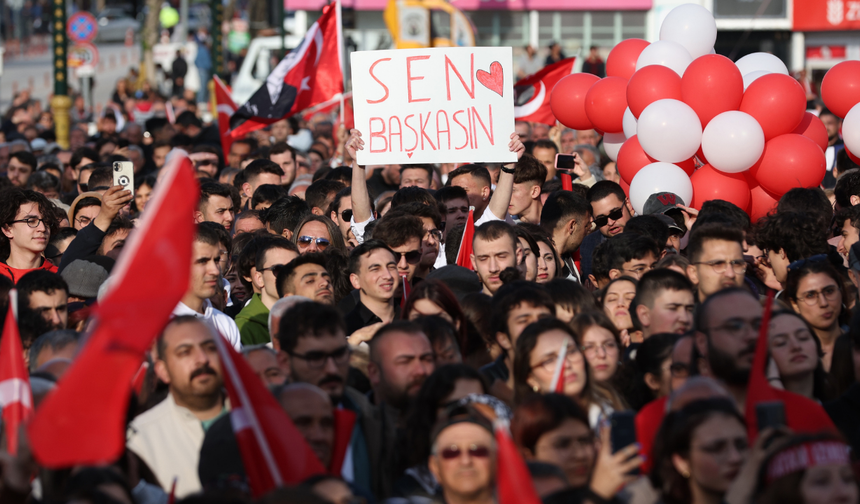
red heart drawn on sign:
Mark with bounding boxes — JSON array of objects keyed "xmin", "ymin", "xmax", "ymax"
[
  {"xmin": 476, "ymin": 61, "xmax": 504, "ymax": 97},
  {"xmin": 407, "ymin": 152, "xmax": 414, "ymax": 158}
]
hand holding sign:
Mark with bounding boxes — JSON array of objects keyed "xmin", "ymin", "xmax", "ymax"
[
  {"xmin": 351, "ymin": 47, "xmax": 516, "ymax": 166},
  {"xmin": 507, "ymin": 132, "xmax": 525, "ymax": 162},
  {"xmin": 346, "ymin": 129, "xmax": 365, "ymax": 163}
]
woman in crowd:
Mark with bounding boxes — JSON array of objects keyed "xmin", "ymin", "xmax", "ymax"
[
  {"xmin": 767, "ymin": 310, "xmax": 833, "ymax": 402},
  {"xmin": 396, "ymin": 364, "xmax": 488, "ymax": 499},
  {"xmin": 625, "ymin": 332, "xmax": 678, "ymax": 411},
  {"xmin": 545, "ymin": 278, "xmax": 599, "ymax": 323},
  {"xmin": 600, "ymin": 276, "xmax": 641, "ymax": 345},
  {"xmin": 512, "ymin": 393, "xmax": 643, "ymax": 501},
  {"xmin": 513, "ymin": 318, "xmax": 620, "ymax": 426},
  {"xmin": 132, "ymin": 175, "xmax": 156, "ymax": 215},
  {"xmin": 651, "ymin": 397, "xmax": 749, "ymax": 504},
  {"xmin": 402, "ymin": 279, "xmax": 472, "ymax": 358},
  {"xmin": 785, "ymin": 259, "xmax": 847, "ymax": 372},
  {"xmin": 569, "ymin": 311, "xmax": 623, "ymax": 386},
  {"xmin": 414, "ymin": 316, "xmax": 462, "ymax": 365},
  {"xmin": 520, "ymin": 223, "xmax": 560, "ymax": 284},
  {"xmin": 291, "ymin": 215, "xmax": 346, "ymax": 254},
  {"xmin": 754, "ymin": 433, "xmax": 858, "ymax": 504}
]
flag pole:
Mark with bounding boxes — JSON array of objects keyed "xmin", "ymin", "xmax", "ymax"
[{"xmin": 337, "ymin": 0, "xmax": 345, "ymax": 125}]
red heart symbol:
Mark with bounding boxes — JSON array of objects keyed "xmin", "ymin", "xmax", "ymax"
[
  {"xmin": 476, "ymin": 61, "xmax": 504, "ymax": 97},
  {"xmin": 407, "ymin": 152, "xmax": 413, "ymax": 158}
]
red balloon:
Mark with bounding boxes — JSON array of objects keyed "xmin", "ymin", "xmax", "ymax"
[
  {"xmin": 606, "ymin": 39, "xmax": 650, "ymax": 80},
  {"xmin": 748, "ymin": 182, "xmax": 779, "ymax": 222},
  {"xmin": 676, "ymin": 157, "xmax": 696, "ymax": 176},
  {"xmin": 616, "ymin": 136, "xmax": 652, "ymax": 184},
  {"xmin": 551, "ymin": 73, "xmax": 601, "ymax": 130},
  {"xmin": 620, "ymin": 177, "xmax": 630, "ymax": 197},
  {"xmin": 627, "ymin": 65, "xmax": 682, "ymax": 118},
  {"xmin": 846, "ymin": 145, "xmax": 860, "ymax": 165},
  {"xmin": 585, "ymin": 77, "xmax": 628, "ymax": 134},
  {"xmin": 690, "ymin": 164, "xmax": 751, "ymax": 211},
  {"xmin": 791, "ymin": 112, "xmax": 829, "ymax": 152},
  {"xmin": 753, "ymin": 134, "xmax": 826, "ymax": 197},
  {"xmin": 821, "ymin": 60, "xmax": 860, "ymax": 119},
  {"xmin": 740, "ymin": 74, "xmax": 806, "ymax": 141},
  {"xmin": 681, "ymin": 54, "xmax": 744, "ymax": 128}
]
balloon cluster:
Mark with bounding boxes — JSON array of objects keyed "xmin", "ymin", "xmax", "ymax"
[
  {"xmin": 824, "ymin": 61, "xmax": 860, "ymax": 168},
  {"xmin": 549, "ymin": 4, "xmax": 827, "ymax": 221}
]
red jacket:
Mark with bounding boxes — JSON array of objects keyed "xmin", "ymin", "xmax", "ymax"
[{"xmin": 0, "ymin": 259, "xmax": 58, "ymax": 283}]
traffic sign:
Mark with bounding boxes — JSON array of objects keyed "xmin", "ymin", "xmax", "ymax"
[
  {"xmin": 68, "ymin": 42, "xmax": 99, "ymax": 68},
  {"xmin": 67, "ymin": 12, "xmax": 98, "ymax": 43}
]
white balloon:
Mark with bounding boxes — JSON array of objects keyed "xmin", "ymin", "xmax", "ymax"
[
  {"xmin": 623, "ymin": 107, "xmax": 638, "ymax": 138},
  {"xmin": 735, "ymin": 52, "xmax": 789, "ymax": 77},
  {"xmin": 603, "ymin": 132, "xmax": 627, "ymax": 162},
  {"xmin": 637, "ymin": 99, "xmax": 703, "ymax": 163},
  {"xmin": 843, "ymin": 103, "xmax": 860, "ymax": 157},
  {"xmin": 629, "ymin": 162, "xmax": 693, "ymax": 215},
  {"xmin": 635, "ymin": 40, "xmax": 694, "ymax": 77},
  {"xmin": 701, "ymin": 111, "xmax": 765, "ymax": 173},
  {"xmin": 743, "ymin": 70, "xmax": 771, "ymax": 90},
  {"xmin": 659, "ymin": 4, "xmax": 717, "ymax": 59}
]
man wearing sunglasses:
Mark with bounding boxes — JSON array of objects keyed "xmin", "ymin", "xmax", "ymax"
[
  {"xmin": 580, "ymin": 181, "xmax": 634, "ymax": 279},
  {"xmin": 238, "ymin": 236, "xmax": 299, "ymax": 345},
  {"xmin": 329, "ymin": 187, "xmax": 357, "ymax": 249},
  {"xmin": 428, "ymin": 409, "xmax": 496, "ymax": 504},
  {"xmin": 371, "ymin": 215, "xmax": 426, "ymax": 292}
]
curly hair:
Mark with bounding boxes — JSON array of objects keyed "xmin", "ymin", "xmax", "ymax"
[
  {"xmin": 754, "ymin": 211, "xmax": 830, "ymax": 263},
  {"xmin": 0, "ymin": 188, "xmax": 60, "ymax": 261}
]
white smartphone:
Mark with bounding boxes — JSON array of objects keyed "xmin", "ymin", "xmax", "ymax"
[{"xmin": 112, "ymin": 161, "xmax": 134, "ymax": 194}]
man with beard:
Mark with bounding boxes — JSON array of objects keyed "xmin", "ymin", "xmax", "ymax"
[
  {"xmin": 367, "ymin": 320, "xmax": 435, "ymax": 497},
  {"xmin": 127, "ymin": 316, "xmax": 225, "ymax": 498},
  {"xmin": 693, "ymin": 288, "xmax": 760, "ymax": 409},
  {"xmin": 17, "ymin": 270, "xmax": 68, "ymax": 331},
  {"xmin": 277, "ymin": 301, "xmax": 383, "ymax": 497}
]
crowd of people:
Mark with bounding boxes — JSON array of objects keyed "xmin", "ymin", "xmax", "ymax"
[{"xmin": 0, "ymin": 77, "xmax": 859, "ymax": 504}]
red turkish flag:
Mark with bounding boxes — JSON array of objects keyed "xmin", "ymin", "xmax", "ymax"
[
  {"xmin": 230, "ymin": 1, "xmax": 344, "ymax": 138},
  {"xmin": 456, "ymin": 208, "xmax": 475, "ymax": 270},
  {"xmin": 214, "ymin": 328, "xmax": 326, "ymax": 498},
  {"xmin": 27, "ymin": 151, "xmax": 198, "ymax": 467},
  {"xmin": 744, "ymin": 291, "xmax": 836, "ymax": 442},
  {"xmin": 213, "ymin": 76, "xmax": 238, "ymax": 161},
  {"xmin": 496, "ymin": 421, "xmax": 542, "ymax": 504},
  {"xmin": 0, "ymin": 291, "xmax": 32, "ymax": 455},
  {"xmin": 514, "ymin": 58, "xmax": 576, "ymax": 126}
]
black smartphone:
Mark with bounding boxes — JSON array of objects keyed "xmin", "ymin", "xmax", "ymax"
[
  {"xmin": 610, "ymin": 410, "xmax": 639, "ymax": 475},
  {"xmin": 555, "ymin": 153, "xmax": 577, "ymax": 170},
  {"xmin": 756, "ymin": 401, "xmax": 786, "ymax": 431}
]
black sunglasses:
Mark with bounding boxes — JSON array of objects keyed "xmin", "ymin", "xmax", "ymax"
[
  {"xmin": 340, "ymin": 209, "xmax": 353, "ymax": 222},
  {"xmin": 394, "ymin": 250, "xmax": 422, "ymax": 264},
  {"xmin": 593, "ymin": 206, "xmax": 625, "ymax": 228}
]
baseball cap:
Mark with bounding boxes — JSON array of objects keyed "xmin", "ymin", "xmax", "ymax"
[
  {"xmin": 643, "ymin": 192, "xmax": 685, "ymax": 215},
  {"xmin": 31, "ymin": 138, "xmax": 47, "ymax": 151},
  {"xmin": 655, "ymin": 213, "xmax": 685, "ymax": 234}
]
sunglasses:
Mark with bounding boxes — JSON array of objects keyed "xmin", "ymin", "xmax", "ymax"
[
  {"xmin": 340, "ymin": 209, "xmax": 353, "ymax": 222},
  {"xmin": 593, "ymin": 206, "xmax": 625, "ymax": 228},
  {"xmin": 394, "ymin": 249, "xmax": 422, "ymax": 264},
  {"xmin": 440, "ymin": 444, "xmax": 490, "ymax": 460},
  {"xmin": 298, "ymin": 236, "xmax": 331, "ymax": 250}
]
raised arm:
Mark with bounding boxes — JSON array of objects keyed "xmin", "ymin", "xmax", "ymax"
[
  {"xmin": 347, "ymin": 130, "xmax": 373, "ymax": 224},
  {"xmin": 486, "ymin": 132, "xmax": 525, "ymax": 220}
]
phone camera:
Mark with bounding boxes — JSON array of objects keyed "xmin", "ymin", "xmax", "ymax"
[{"xmin": 118, "ymin": 175, "xmax": 130, "ymax": 186}]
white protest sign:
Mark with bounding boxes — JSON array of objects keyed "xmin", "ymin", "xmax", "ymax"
[{"xmin": 351, "ymin": 46, "xmax": 517, "ymax": 165}]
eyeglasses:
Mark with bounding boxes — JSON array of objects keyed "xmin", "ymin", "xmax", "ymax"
[
  {"xmin": 708, "ymin": 318, "xmax": 762, "ymax": 337},
  {"xmin": 258, "ymin": 263, "xmax": 285, "ymax": 275},
  {"xmin": 670, "ymin": 362, "xmax": 689, "ymax": 378},
  {"xmin": 288, "ymin": 345, "xmax": 351, "ymax": 369},
  {"xmin": 439, "ymin": 444, "xmax": 491, "ymax": 460},
  {"xmin": 394, "ymin": 249, "xmax": 422, "ymax": 264},
  {"xmin": 532, "ymin": 344, "xmax": 581, "ymax": 373},
  {"xmin": 593, "ymin": 203, "xmax": 626, "ymax": 228},
  {"xmin": 425, "ymin": 229, "xmax": 443, "ymax": 241},
  {"xmin": 796, "ymin": 285, "xmax": 840, "ymax": 306},
  {"xmin": 692, "ymin": 259, "xmax": 747, "ymax": 275},
  {"xmin": 11, "ymin": 217, "xmax": 47, "ymax": 228},
  {"xmin": 298, "ymin": 236, "xmax": 331, "ymax": 250},
  {"xmin": 581, "ymin": 340, "xmax": 618, "ymax": 356},
  {"xmin": 75, "ymin": 215, "xmax": 93, "ymax": 227}
]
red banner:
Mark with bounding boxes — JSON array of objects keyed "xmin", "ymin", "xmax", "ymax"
[{"xmin": 794, "ymin": 0, "xmax": 860, "ymax": 31}]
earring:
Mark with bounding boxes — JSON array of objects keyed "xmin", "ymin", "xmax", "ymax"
[
  {"xmin": 680, "ymin": 469, "xmax": 690, "ymax": 479},
  {"xmin": 532, "ymin": 384, "xmax": 540, "ymax": 392}
]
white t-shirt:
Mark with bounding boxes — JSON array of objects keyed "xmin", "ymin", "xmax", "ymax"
[{"xmin": 172, "ymin": 300, "xmax": 242, "ymax": 350}]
